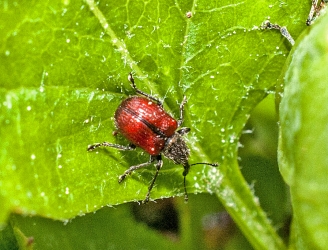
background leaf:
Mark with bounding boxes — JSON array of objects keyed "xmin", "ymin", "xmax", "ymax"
[
  {"xmin": 279, "ymin": 12, "xmax": 328, "ymax": 249},
  {"xmin": 0, "ymin": 0, "xmax": 310, "ymax": 249}
]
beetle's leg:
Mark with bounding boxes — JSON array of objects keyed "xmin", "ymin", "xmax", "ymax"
[
  {"xmin": 306, "ymin": 0, "xmax": 326, "ymax": 25},
  {"xmin": 87, "ymin": 142, "xmax": 136, "ymax": 152},
  {"xmin": 118, "ymin": 155, "xmax": 156, "ymax": 184},
  {"xmin": 128, "ymin": 73, "xmax": 163, "ymax": 107},
  {"xmin": 177, "ymin": 127, "xmax": 190, "ymax": 136},
  {"xmin": 177, "ymin": 96, "xmax": 187, "ymax": 127},
  {"xmin": 143, "ymin": 155, "xmax": 163, "ymax": 203},
  {"xmin": 306, "ymin": 0, "xmax": 318, "ymax": 25}
]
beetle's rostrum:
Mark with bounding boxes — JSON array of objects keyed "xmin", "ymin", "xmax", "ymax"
[{"xmin": 87, "ymin": 73, "xmax": 218, "ymax": 203}]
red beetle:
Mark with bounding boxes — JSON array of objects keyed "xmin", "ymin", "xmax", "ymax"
[{"xmin": 88, "ymin": 73, "xmax": 217, "ymax": 203}]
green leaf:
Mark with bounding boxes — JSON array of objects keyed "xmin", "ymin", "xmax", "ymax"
[
  {"xmin": 278, "ymin": 12, "xmax": 328, "ymax": 249},
  {"xmin": 0, "ymin": 0, "xmax": 310, "ymax": 249},
  {"xmin": 9, "ymin": 204, "xmax": 183, "ymax": 250}
]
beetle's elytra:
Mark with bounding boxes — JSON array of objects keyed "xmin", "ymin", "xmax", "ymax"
[
  {"xmin": 87, "ymin": 73, "xmax": 217, "ymax": 203},
  {"xmin": 115, "ymin": 96, "xmax": 178, "ymax": 155}
]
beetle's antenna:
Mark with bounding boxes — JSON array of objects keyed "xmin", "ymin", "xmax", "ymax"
[
  {"xmin": 182, "ymin": 162, "xmax": 218, "ymax": 202},
  {"xmin": 183, "ymin": 175, "xmax": 188, "ymax": 202},
  {"xmin": 190, "ymin": 162, "xmax": 218, "ymax": 167},
  {"xmin": 182, "ymin": 162, "xmax": 190, "ymax": 202},
  {"xmin": 185, "ymin": 162, "xmax": 218, "ymax": 201}
]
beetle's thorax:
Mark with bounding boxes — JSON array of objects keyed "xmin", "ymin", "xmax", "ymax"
[{"xmin": 162, "ymin": 132, "xmax": 190, "ymax": 166}]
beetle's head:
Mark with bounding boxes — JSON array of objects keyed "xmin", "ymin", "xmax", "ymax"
[{"xmin": 162, "ymin": 132, "xmax": 190, "ymax": 166}]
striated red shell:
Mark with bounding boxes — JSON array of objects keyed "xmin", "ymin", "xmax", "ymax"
[{"xmin": 114, "ymin": 96, "xmax": 178, "ymax": 155}]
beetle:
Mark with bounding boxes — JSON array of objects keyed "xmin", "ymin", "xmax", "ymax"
[{"xmin": 87, "ymin": 73, "xmax": 218, "ymax": 203}]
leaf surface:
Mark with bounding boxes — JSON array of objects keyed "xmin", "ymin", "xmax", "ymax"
[{"xmin": 0, "ymin": 0, "xmax": 309, "ymax": 249}]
